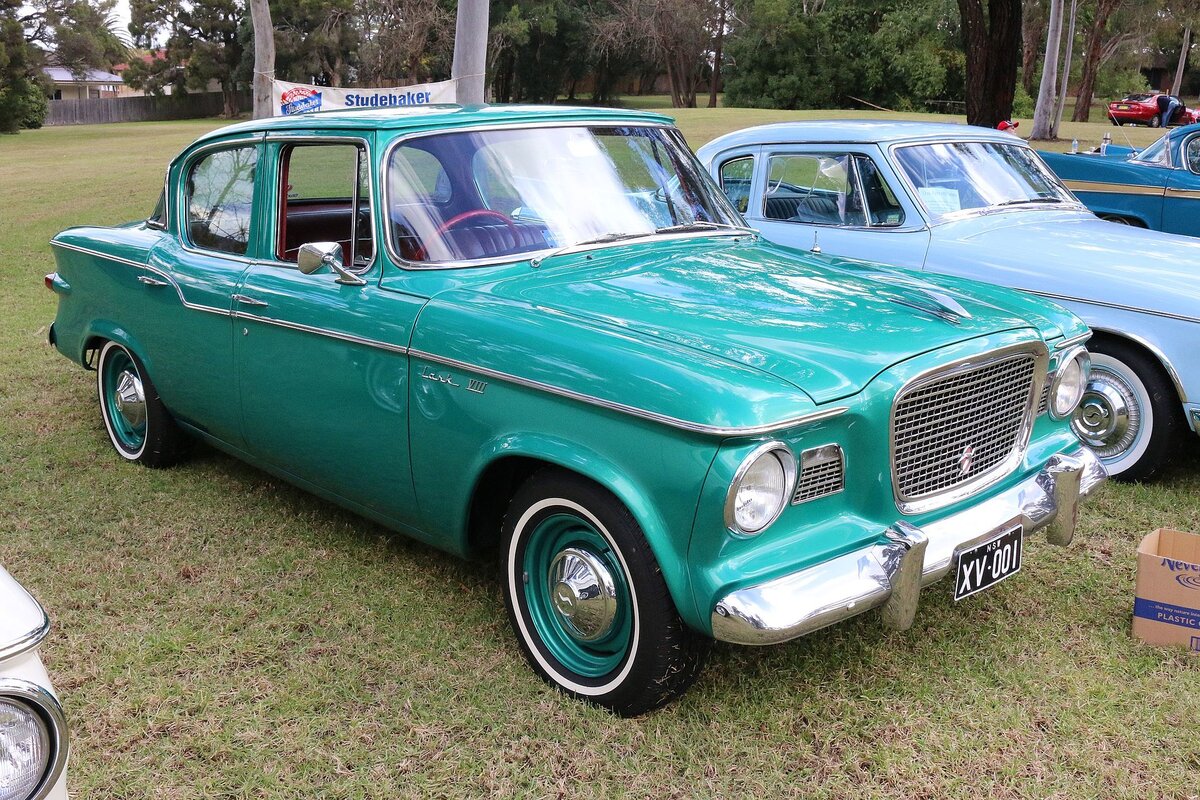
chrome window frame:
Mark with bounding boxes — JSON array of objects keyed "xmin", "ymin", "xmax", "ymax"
[
  {"xmin": 889, "ymin": 340, "xmax": 1050, "ymax": 516},
  {"xmin": 380, "ymin": 120, "xmax": 745, "ymax": 271},
  {"xmin": 886, "ymin": 139, "xmax": 1083, "ymax": 227},
  {"xmin": 260, "ymin": 133, "xmax": 378, "ymax": 275},
  {"xmin": 145, "ymin": 168, "xmax": 169, "ymax": 231},
  {"xmin": 175, "ymin": 134, "xmax": 265, "ymax": 264}
]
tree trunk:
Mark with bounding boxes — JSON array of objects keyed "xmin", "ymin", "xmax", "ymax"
[
  {"xmin": 1030, "ymin": 0, "xmax": 1063, "ymax": 139},
  {"xmin": 222, "ymin": 85, "xmax": 237, "ymax": 118},
  {"xmin": 1172, "ymin": 25, "xmax": 1191, "ymax": 97},
  {"xmin": 1071, "ymin": 0, "xmax": 1119, "ymax": 122},
  {"xmin": 1054, "ymin": 0, "xmax": 1078, "ymax": 132},
  {"xmin": 708, "ymin": 0, "xmax": 727, "ymax": 108},
  {"xmin": 249, "ymin": 0, "xmax": 274, "ymax": 119},
  {"xmin": 1022, "ymin": 0, "xmax": 1046, "ymax": 97},
  {"xmin": 958, "ymin": 0, "xmax": 1023, "ymax": 127},
  {"xmin": 452, "ymin": 0, "xmax": 489, "ymax": 104}
]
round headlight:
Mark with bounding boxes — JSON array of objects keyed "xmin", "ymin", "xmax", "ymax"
[
  {"xmin": 0, "ymin": 697, "xmax": 50, "ymax": 800},
  {"xmin": 1050, "ymin": 347, "xmax": 1091, "ymax": 419},
  {"xmin": 725, "ymin": 444, "xmax": 796, "ymax": 535}
]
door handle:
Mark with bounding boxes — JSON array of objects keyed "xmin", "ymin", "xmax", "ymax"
[
  {"xmin": 232, "ymin": 294, "xmax": 269, "ymax": 308},
  {"xmin": 138, "ymin": 275, "xmax": 169, "ymax": 287}
]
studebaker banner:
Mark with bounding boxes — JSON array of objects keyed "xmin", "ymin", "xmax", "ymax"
[{"xmin": 272, "ymin": 79, "xmax": 456, "ymax": 116}]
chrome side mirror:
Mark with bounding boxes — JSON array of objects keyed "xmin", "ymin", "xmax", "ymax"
[{"xmin": 296, "ymin": 241, "xmax": 366, "ymax": 286}]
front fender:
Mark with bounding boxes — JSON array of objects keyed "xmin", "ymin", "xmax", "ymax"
[{"xmin": 466, "ymin": 432, "xmax": 709, "ymax": 627}]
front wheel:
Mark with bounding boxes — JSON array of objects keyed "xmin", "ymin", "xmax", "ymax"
[
  {"xmin": 1071, "ymin": 340, "xmax": 1180, "ymax": 481},
  {"xmin": 501, "ymin": 469, "xmax": 708, "ymax": 716},
  {"xmin": 1149, "ymin": 115, "xmax": 1162, "ymax": 128},
  {"xmin": 97, "ymin": 341, "xmax": 188, "ymax": 467}
]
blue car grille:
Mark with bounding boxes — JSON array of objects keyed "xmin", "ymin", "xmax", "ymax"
[{"xmin": 892, "ymin": 354, "xmax": 1037, "ymax": 502}]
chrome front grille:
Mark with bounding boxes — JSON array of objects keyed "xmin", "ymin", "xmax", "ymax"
[
  {"xmin": 792, "ymin": 444, "xmax": 844, "ymax": 504},
  {"xmin": 1037, "ymin": 378, "xmax": 1050, "ymax": 416},
  {"xmin": 892, "ymin": 351, "xmax": 1038, "ymax": 507}
]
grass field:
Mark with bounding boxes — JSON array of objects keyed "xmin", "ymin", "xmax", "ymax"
[{"xmin": 2, "ymin": 108, "xmax": 1199, "ymax": 799}]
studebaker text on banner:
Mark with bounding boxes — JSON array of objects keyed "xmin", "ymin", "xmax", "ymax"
[{"xmin": 273, "ymin": 79, "xmax": 457, "ymax": 116}]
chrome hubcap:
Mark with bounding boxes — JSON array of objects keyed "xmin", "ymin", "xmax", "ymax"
[
  {"xmin": 1072, "ymin": 371, "xmax": 1138, "ymax": 457},
  {"xmin": 548, "ymin": 547, "xmax": 618, "ymax": 642},
  {"xmin": 114, "ymin": 369, "xmax": 146, "ymax": 429}
]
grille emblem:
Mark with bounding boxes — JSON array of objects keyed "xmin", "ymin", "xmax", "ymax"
[{"xmin": 958, "ymin": 445, "xmax": 975, "ymax": 476}]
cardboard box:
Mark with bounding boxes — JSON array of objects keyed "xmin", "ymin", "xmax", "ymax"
[{"xmin": 1133, "ymin": 528, "xmax": 1200, "ymax": 653}]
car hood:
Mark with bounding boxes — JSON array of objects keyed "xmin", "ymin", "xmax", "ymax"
[
  {"xmin": 472, "ymin": 237, "xmax": 1044, "ymax": 403},
  {"xmin": 0, "ymin": 565, "xmax": 48, "ymax": 656},
  {"xmin": 933, "ymin": 210, "xmax": 1200, "ymax": 321}
]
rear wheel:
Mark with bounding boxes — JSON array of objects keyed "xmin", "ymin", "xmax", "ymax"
[
  {"xmin": 501, "ymin": 469, "xmax": 708, "ymax": 716},
  {"xmin": 1072, "ymin": 339, "xmax": 1180, "ymax": 481},
  {"xmin": 97, "ymin": 341, "xmax": 188, "ymax": 467}
]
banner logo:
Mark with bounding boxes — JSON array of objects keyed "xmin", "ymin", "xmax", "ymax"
[{"xmin": 280, "ymin": 86, "xmax": 322, "ymax": 116}]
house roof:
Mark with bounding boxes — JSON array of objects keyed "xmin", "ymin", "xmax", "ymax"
[{"xmin": 43, "ymin": 66, "xmax": 124, "ymax": 84}]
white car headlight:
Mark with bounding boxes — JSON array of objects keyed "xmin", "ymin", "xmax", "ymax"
[
  {"xmin": 725, "ymin": 443, "xmax": 797, "ymax": 535},
  {"xmin": 1050, "ymin": 346, "xmax": 1091, "ymax": 419},
  {"xmin": 0, "ymin": 697, "xmax": 50, "ymax": 800}
]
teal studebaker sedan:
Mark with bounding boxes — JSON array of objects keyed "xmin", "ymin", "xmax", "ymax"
[{"xmin": 45, "ymin": 106, "xmax": 1105, "ymax": 714}]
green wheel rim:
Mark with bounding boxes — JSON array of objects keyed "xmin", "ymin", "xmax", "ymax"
[
  {"xmin": 102, "ymin": 348, "xmax": 147, "ymax": 453},
  {"xmin": 521, "ymin": 512, "xmax": 633, "ymax": 679}
]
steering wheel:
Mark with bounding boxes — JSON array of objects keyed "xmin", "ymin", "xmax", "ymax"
[{"xmin": 436, "ymin": 208, "xmax": 517, "ymax": 236}]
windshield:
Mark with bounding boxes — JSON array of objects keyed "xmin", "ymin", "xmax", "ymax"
[
  {"xmin": 1132, "ymin": 134, "xmax": 1170, "ymax": 166},
  {"xmin": 385, "ymin": 125, "xmax": 743, "ymax": 265},
  {"xmin": 892, "ymin": 141, "xmax": 1075, "ymax": 222}
]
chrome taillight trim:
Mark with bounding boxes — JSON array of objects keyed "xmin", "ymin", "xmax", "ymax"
[{"xmin": 890, "ymin": 341, "xmax": 1049, "ymax": 516}]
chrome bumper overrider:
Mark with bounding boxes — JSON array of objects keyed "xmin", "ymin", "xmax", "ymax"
[{"xmin": 710, "ymin": 448, "xmax": 1107, "ymax": 646}]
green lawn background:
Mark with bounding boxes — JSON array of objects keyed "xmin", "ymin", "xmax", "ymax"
[{"xmin": 0, "ymin": 107, "xmax": 1197, "ymax": 799}]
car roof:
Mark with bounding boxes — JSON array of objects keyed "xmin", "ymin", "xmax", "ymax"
[
  {"xmin": 190, "ymin": 103, "xmax": 677, "ymax": 147},
  {"xmin": 696, "ymin": 119, "xmax": 1025, "ymax": 157}
]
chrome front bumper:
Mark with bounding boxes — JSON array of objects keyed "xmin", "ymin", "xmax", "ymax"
[{"xmin": 710, "ymin": 448, "xmax": 1107, "ymax": 646}]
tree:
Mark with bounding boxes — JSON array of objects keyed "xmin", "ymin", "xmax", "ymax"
[
  {"xmin": 957, "ymin": 0, "xmax": 1023, "ymax": 126},
  {"xmin": 592, "ymin": 0, "xmax": 718, "ymax": 107},
  {"xmin": 269, "ymin": 0, "xmax": 357, "ymax": 86},
  {"xmin": 1021, "ymin": 0, "xmax": 1046, "ymax": 96},
  {"xmin": 1070, "ymin": 0, "xmax": 1141, "ymax": 121},
  {"xmin": 1055, "ymin": 0, "xmax": 1077, "ymax": 129},
  {"xmin": 356, "ymin": 0, "xmax": 454, "ymax": 86},
  {"xmin": 1, "ymin": 0, "xmax": 127, "ymax": 132},
  {"xmin": 130, "ymin": 0, "xmax": 245, "ymax": 117},
  {"xmin": 248, "ymin": 0, "xmax": 273, "ymax": 118},
  {"xmin": 1030, "ymin": 0, "xmax": 1063, "ymax": 138}
]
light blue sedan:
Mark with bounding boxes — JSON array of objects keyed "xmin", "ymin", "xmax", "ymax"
[{"xmin": 697, "ymin": 120, "xmax": 1200, "ymax": 480}]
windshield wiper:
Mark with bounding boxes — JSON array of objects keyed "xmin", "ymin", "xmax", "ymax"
[
  {"xmin": 992, "ymin": 196, "xmax": 1064, "ymax": 207},
  {"xmin": 654, "ymin": 220, "xmax": 758, "ymax": 235},
  {"xmin": 529, "ymin": 232, "xmax": 647, "ymax": 267}
]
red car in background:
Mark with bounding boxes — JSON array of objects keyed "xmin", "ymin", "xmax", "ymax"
[{"xmin": 1108, "ymin": 93, "xmax": 1199, "ymax": 127}]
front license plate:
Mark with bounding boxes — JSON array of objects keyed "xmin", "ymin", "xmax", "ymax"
[{"xmin": 953, "ymin": 525, "xmax": 1023, "ymax": 601}]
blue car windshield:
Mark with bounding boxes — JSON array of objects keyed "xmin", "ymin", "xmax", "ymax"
[
  {"xmin": 893, "ymin": 141, "xmax": 1075, "ymax": 222},
  {"xmin": 384, "ymin": 125, "xmax": 743, "ymax": 265}
]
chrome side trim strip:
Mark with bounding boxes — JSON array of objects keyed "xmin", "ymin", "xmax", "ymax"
[
  {"xmin": 235, "ymin": 312, "xmax": 410, "ymax": 354},
  {"xmin": 0, "ymin": 678, "xmax": 70, "ymax": 800},
  {"xmin": 1062, "ymin": 179, "xmax": 1166, "ymax": 197},
  {"xmin": 1023, "ymin": 289, "xmax": 1200, "ymax": 325},
  {"xmin": 1054, "ymin": 332, "xmax": 1092, "ymax": 350},
  {"xmin": 410, "ymin": 348, "xmax": 848, "ymax": 436},
  {"xmin": 48, "ymin": 241, "xmax": 230, "ymax": 317}
]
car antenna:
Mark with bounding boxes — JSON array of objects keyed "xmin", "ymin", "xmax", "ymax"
[{"xmin": 810, "ymin": 230, "xmax": 821, "ymax": 254}]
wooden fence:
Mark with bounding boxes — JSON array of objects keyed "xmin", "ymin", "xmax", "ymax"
[{"xmin": 46, "ymin": 91, "xmax": 252, "ymax": 126}]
